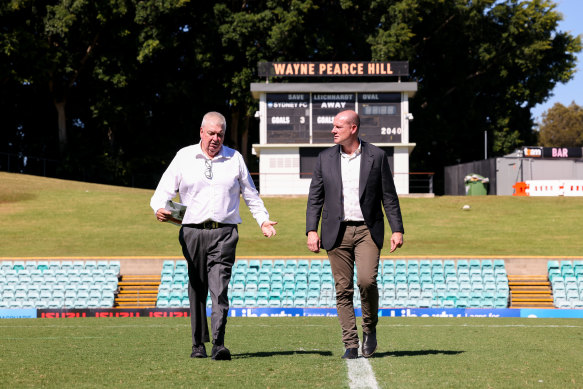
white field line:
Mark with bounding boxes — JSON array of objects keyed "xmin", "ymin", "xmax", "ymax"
[{"xmin": 346, "ymin": 344, "xmax": 380, "ymax": 389}]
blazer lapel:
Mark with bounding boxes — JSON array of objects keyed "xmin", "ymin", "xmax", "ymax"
[
  {"xmin": 330, "ymin": 145, "xmax": 343, "ymax": 193},
  {"xmin": 359, "ymin": 141, "xmax": 373, "ymax": 199}
]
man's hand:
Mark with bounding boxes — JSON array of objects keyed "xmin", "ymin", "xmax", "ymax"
[
  {"xmin": 261, "ymin": 220, "xmax": 278, "ymax": 237},
  {"xmin": 156, "ymin": 208, "xmax": 172, "ymax": 222},
  {"xmin": 390, "ymin": 232, "xmax": 404, "ymax": 253},
  {"xmin": 307, "ymin": 231, "xmax": 321, "ymax": 253}
]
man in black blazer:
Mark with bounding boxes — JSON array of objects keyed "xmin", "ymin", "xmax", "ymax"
[{"xmin": 306, "ymin": 110, "xmax": 404, "ymax": 359}]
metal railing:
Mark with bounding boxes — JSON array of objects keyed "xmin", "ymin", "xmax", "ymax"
[{"xmin": 250, "ymin": 171, "xmax": 435, "ymax": 194}]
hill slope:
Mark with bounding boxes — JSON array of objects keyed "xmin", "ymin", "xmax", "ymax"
[{"xmin": 1, "ymin": 172, "xmax": 582, "ymax": 257}]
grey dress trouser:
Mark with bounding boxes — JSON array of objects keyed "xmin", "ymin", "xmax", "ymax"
[{"xmin": 179, "ymin": 224, "xmax": 238, "ymax": 346}]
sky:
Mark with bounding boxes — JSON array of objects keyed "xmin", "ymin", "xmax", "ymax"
[{"xmin": 530, "ymin": 0, "xmax": 583, "ymax": 123}]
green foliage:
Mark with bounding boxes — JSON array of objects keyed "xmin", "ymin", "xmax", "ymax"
[
  {"xmin": 0, "ymin": 1, "xmax": 581, "ymax": 192},
  {"xmin": 538, "ymin": 102, "xmax": 583, "ymax": 147}
]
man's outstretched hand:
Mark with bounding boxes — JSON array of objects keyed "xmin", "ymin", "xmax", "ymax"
[
  {"xmin": 390, "ymin": 232, "xmax": 404, "ymax": 253},
  {"xmin": 261, "ymin": 221, "xmax": 278, "ymax": 237}
]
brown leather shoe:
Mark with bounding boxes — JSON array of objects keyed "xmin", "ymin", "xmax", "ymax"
[{"xmin": 362, "ymin": 331, "xmax": 377, "ymax": 358}]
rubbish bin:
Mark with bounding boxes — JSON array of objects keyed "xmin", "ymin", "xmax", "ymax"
[{"xmin": 464, "ymin": 173, "xmax": 489, "ymax": 195}]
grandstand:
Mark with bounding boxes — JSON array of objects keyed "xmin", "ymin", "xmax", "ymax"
[
  {"xmin": 0, "ymin": 260, "xmax": 119, "ymax": 309},
  {"xmin": 548, "ymin": 260, "xmax": 583, "ymax": 309},
  {"xmin": 2, "ymin": 258, "xmax": 582, "ymax": 310},
  {"xmin": 156, "ymin": 259, "xmax": 511, "ymax": 309}
]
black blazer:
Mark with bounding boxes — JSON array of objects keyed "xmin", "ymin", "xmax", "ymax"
[{"xmin": 306, "ymin": 141, "xmax": 404, "ymax": 251}]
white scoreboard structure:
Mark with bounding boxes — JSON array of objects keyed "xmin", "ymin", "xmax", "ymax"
[{"xmin": 251, "ymin": 61, "xmax": 417, "ymax": 195}]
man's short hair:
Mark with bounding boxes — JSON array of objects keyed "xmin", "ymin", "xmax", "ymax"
[{"xmin": 202, "ymin": 111, "xmax": 227, "ymax": 131}]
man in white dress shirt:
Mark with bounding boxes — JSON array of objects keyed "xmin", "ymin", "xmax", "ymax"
[{"xmin": 151, "ymin": 111, "xmax": 277, "ymax": 360}]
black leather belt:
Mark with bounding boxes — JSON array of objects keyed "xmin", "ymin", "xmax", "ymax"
[
  {"xmin": 342, "ymin": 221, "xmax": 366, "ymax": 226},
  {"xmin": 184, "ymin": 221, "xmax": 234, "ymax": 229}
]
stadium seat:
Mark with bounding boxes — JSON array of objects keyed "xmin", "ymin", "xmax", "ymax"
[
  {"xmin": 494, "ymin": 296, "xmax": 508, "ymax": 308},
  {"xmin": 161, "ymin": 266, "xmax": 174, "ymax": 277},
  {"xmin": 7, "ymin": 300, "xmax": 23, "ymax": 308},
  {"xmin": 446, "ymin": 281, "xmax": 459, "ymax": 293},
  {"xmin": 396, "ymin": 288, "xmax": 408, "ymax": 299},
  {"xmin": 167, "ymin": 298, "xmax": 182, "ymax": 307},
  {"xmin": 47, "ymin": 299, "xmax": 63, "ymax": 309},
  {"xmin": 0, "ymin": 261, "xmax": 13, "ymax": 272},
  {"xmin": 268, "ymin": 295, "xmax": 281, "ymax": 307},
  {"xmin": 13, "ymin": 261, "xmax": 26, "ymax": 272},
  {"xmin": 96, "ymin": 260, "xmax": 109, "ymax": 271},
  {"xmin": 471, "ymin": 281, "xmax": 484, "ymax": 292},
  {"xmin": 243, "ymin": 292, "xmax": 257, "ymax": 305},
  {"xmin": 86, "ymin": 298, "xmax": 101, "ymax": 308},
  {"xmin": 469, "ymin": 293, "xmax": 482, "ymax": 308},
  {"xmin": 297, "ymin": 259, "xmax": 309, "ymax": 271},
  {"xmin": 157, "ymin": 298, "xmax": 170, "ymax": 307},
  {"xmin": 247, "ymin": 260, "xmax": 260, "ymax": 272},
  {"xmin": 554, "ymin": 298, "xmax": 570, "ymax": 309},
  {"xmin": 271, "ymin": 259, "xmax": 284, "ymax": 271},
  {"xmin": 442, "ymin": 299, "xmax": 455, "ymax": 308},
  {"xmin": 383, "ymin": 260, "xmax": 394, "ymax": 274},
  {"xmin": 382, "ymin": 282, "xmax": 396, "ymax": 295}
]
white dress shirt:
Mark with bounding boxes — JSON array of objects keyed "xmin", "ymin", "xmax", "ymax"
[
  {"xmin": 340, "ymin": 142, "xmax": 365, "ymax": 221},
  {"xmin": 150, "ymin": 143, "xmax": 269, "ymax": 227}
]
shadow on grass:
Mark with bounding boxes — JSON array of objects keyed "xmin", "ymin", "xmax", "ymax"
[
  {"xmin": 375, "ymin": 350, "xmax": 465, "ymax": 358},
  {"xmin": 0, "ymin": 192, "xmax": 37, "ymax": 204},
  {"xmin": 233, "ymin": 350, "xmax": 334, "ymax": 359}
]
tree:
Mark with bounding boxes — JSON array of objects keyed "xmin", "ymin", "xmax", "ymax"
[
  {"xmin": 538, "ymin": 102, "xmax": 583, "ymax": 147},
  {"xmin": 1, "ymin": 0, "xmax": 581, "ymax": 192},
  {"xmin": 368, "ymin": 0, "xmax": 581, "ymax": 191},
  {"xmin": 0, "ymin": 0, "xmax": 195, "ymax": 184}
]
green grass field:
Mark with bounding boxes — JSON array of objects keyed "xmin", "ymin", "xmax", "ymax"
[
  {"xmin": 2, "ymin": 172, "xmax": 583, "ymax": 388},
  {"xmin": 1, "ymin": 172, "xmax": 583, "ymax": 258},
  {"xmin": 1, "ymin": 317, "xmax": 582, "ymax": 388}
]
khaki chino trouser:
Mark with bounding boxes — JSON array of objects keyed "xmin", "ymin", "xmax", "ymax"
[{"xmin": 327, "ymin": 223, "xmax": 380, "ymax": 348}]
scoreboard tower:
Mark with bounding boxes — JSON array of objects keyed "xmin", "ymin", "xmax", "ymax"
[{"xmin": 251, "ymin": 61, "xmax": 417, "ymax": 195}]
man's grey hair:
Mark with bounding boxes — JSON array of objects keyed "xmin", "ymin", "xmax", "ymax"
[{"xmin": 201, "ymin": 111, "xmax": 227, "ymax": 131}]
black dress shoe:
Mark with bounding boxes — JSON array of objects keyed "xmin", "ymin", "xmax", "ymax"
[
  {"xmin": 191, "ymin": 344, "xmax": 207, "ymax": 358},
  {"xmin": 211, "ymin": 344, "xmax": 232, "ymax": 360},
  {"xmin": 342, "ymin": 347, "xmax": 359, "ymax": 359},
  {"xmin": 362, "ymin": 331, "xmax": 377, "ymax": 358}
]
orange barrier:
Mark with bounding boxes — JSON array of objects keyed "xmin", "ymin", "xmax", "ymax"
[
  {"xmin": 513, "ymin": 180, "xmax": 583, "ymax": 196},
  {"xmin": 512, "ymin": 182, "xmax": 528, "ymax": 196}
]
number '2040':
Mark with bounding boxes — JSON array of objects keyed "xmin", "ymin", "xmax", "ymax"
[{"xmin": 381, "ymin": 127, "xmax": 402, "ymax": 135}]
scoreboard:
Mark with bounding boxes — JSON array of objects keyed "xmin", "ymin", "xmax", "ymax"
[
  {"xmin": 265, "ymin": 92, "xmax": 403, "ymax": 144},
  {"xmin": 358, "ymin": 93, "xmax": 402, "ymax": 143},
  {"xmin": 311, "ymin": 93, "xmax": 355, "ymax": 143},
  {"xmin": 266, "ymin": 93, "xmax": 309, "ymax": 143}
]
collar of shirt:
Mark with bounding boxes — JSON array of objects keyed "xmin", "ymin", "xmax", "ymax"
[
  {"xmin": 194, "ymin": 142, "xmax": 232, "ymax": 161},
  {"xmin": 340, "ymin": 140, "xmax": 362, "ymax": 160}
]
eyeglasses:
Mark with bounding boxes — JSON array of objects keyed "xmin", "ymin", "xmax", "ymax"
[{"xmin": 204, "ymin": 159, "xmax": 213, "ymax": 179}]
